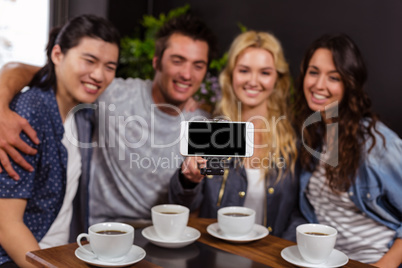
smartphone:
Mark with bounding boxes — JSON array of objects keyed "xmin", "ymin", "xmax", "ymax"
[{"xmin": 180, "ymin": 121, "xmax": 254, "ymax": 157}]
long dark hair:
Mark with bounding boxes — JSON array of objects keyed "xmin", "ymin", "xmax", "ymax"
[
  {"xmin": 29, "ymin": 14, "xmax": 120, "ymax": 91},
  {"xmin": 293, "ymin": 33, "xmax": 382, "ymax": 191}
]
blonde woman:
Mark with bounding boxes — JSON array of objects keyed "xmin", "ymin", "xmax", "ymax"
[{"xmin": 169, "ymin": 31, "xmax": 305, "ymax": 241}]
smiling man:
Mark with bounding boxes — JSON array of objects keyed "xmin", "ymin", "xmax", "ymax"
[
  {"xmin": 152, "ymin": 33, "xmax": 210, "ymax": 113},
  {"xmin": 0, "ymin": 14, "xmax": 217, "ymax": 236},
  {"xmin": 88, "ymin": 15, "xmax": 215, "ymax": 226}
]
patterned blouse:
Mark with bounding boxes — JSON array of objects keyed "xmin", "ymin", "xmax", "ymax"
[{"xmin": 0, "ymin": 86, "xmax": 67, "ymax": 265}]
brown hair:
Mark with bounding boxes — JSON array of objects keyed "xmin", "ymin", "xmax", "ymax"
[{"xmin": 154, "ymin": 14, "xmax": 217, "ymax": 70}]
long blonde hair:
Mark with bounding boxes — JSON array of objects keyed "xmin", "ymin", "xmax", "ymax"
[{"xmin": 214, "ymin": 31, "xmax": 297, "ymax": 181}]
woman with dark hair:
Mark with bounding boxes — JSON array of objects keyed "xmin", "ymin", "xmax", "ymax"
[
  {"xmin": 293, "ymin": 33, "xmax": 402, "ymax": 266},
  {"xmin": 0, "ymin": 14, "xmax": 119, "ymax": 267}
]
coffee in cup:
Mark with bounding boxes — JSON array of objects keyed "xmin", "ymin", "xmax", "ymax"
[
  {"xmin": 77, "ymin": 222, "xmax": 134, "ymax": 262},
  {"xmin": 217, "ymin": 206, "xmax": 255, "ymax": 237},
  {"xmin": 296, "ymin": 223, "xmax": 337, "ymax": 264},
  {"xmin": 151, "ymin": 204, "xmax": 189, "ymax": 241}
]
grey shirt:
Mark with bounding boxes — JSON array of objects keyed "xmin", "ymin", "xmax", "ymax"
[{"xmin": 89, "ymin": 78, "xmax": 208, "ymax": 224}]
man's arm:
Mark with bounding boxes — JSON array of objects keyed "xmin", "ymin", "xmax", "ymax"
[
  {"xmin": 0, "ymin": 62, "xmax": 40, "ymax": 107},
  {"xmin": 0, "ymin": 62, "xmax": 40, "ymax": 179}
]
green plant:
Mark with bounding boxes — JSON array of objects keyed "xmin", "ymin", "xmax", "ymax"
[{"xmin": 117, "ymin": 5, "xmax": 190, "ymax": 79}]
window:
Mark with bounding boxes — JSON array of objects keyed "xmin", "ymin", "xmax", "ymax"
[{"xmin": 0, "ymin": 0, "xmax": 50, "ymax": 68}]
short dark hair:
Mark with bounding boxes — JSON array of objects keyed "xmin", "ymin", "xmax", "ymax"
[
  {"xmin": 154, "ymin": 14, "xmax": 217, "ymax": 69},
  {"xmin": 30, "ymin": 14, "xmax": 120, "ymax": 91}
]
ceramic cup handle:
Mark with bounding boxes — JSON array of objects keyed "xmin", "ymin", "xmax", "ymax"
[{"xmin": 76, "ymin": 233, "xmax": 96, "ymax": 256}]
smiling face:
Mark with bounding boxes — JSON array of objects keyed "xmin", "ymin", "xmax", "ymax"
[
  {"xmin": 303, "ymin": 48, "xmax": 345, "ymax": 112},
  {"xmin": 152, "ymin": 33, "xmax": 209, "ymax": 112},
  {"xmin": 232, "ymin": 47, "xmax": 278, "ymax": 112},
  {"xmin": 52, "ymin": 36, "xmax": 119, "ymax": 112}
]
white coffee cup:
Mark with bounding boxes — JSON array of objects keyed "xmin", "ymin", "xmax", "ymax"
[
  {"xmin": 217, "ymin": 206, "xmax": 255, "ymax": 237},
  {"xmin": 296, "ymin": 223, "xmax": 337, "ymax": 264},
  {"xmin": 76, "ymin": 222, "xmax": 134, "ymax": 262},
  {"xmin": 151, "ymin": 204, "xmax": 189, "ymax": 241}
]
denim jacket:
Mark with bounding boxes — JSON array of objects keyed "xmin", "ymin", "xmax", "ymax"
[
  {"xmin": 299, "ymin": 121, "xmax": 402, "ymax": 243},
  {"xmin": 169, "ymin": 159, "xmax": 306, "ymax": 241}
]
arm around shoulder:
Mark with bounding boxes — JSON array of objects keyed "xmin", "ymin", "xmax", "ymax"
[
  {"xmin": 0, "ymin": 62, "xmax": 40, "ymax": 108},
  {"xmin": 0, "ymin": 62, "xmax": 41, "ymax": 178}
]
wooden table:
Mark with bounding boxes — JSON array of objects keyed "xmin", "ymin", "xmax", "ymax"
[
  {"xmin": 26, "ymin": 243, "xmax": 160, "ymax": 268},
  {"xmin": 26, "ymin": 218, "xmax": 374, "ymax": 268},
  {"xmin": 190, "ymin": 218, "xmax": 374, "ymax": 268}
]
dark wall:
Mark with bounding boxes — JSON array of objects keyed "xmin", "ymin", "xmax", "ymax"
[
  {"xmin": 69, "ymin": 0, "xmax": 108, "ymax": 19},
  {"xmin": 109, "ymin": 0, "xmax": 402, "ymax": 137},
  {"xmin": 107, "ymin": 0, "xmax": 149, "ymax": 37}
]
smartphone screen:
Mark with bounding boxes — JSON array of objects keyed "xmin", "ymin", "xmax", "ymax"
[{"xmin": 187, "ymin": 121, "xmax": 246, "ymax": 156}]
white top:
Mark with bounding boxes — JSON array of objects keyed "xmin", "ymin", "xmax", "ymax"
[
  {"xmin": 307, "ymin": 161, "xmax": 395, "ymax": 263},
  {"xmin": 39, "ymin": 112, "xmax": 81, "ymax": 248},
  {"xmin": 244, "ymin": 168, "xmax": 265, "ymax": 225}
]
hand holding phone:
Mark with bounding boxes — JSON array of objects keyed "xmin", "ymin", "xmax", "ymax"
[{"xmin": 181, "ymin": 157, "xmax": 207, "ymax": 183}]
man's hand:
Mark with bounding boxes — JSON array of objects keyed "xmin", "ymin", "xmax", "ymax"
[
  {"xmin": 0, "ymin": 108, "xmax": 39, "ymax": 180},
  {"xmin": 181, "ymin": 156, "xmax": 207, "ymax": 184}
]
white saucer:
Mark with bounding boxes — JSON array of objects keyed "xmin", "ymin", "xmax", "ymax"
[
  {"xmin": 206, "ymin": 222, "xmax": 269, "ymax": 243},
  {"xmin": 281, "ymin": 245, "xmax": 349, "ymax": 268},
  {"xmin": 75, "ymin": 244, "xmax": 146, "ymax": 267},
  {"xmin": 142, "ymin": 226, "xmax": 201, "ymax": 248}
]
